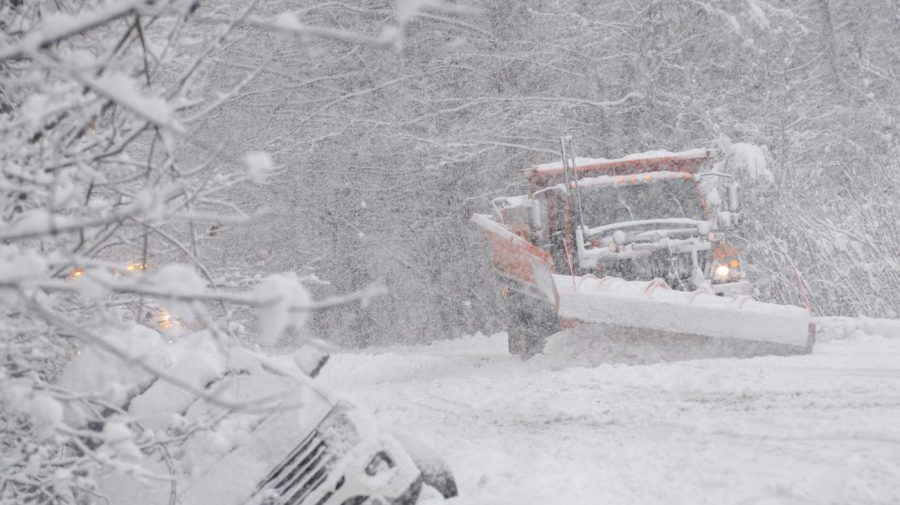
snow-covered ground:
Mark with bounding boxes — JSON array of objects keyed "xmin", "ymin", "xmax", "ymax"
[{"xmin": 319, "ymin": 318, "xmax": 900, "ymax": 505}]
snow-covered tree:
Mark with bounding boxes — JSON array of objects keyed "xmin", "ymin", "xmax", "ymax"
[{"xmin": 0, "ymin": 0, "xmax": 432, "ymax": 502}]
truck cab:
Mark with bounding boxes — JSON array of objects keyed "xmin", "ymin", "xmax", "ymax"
[{"xmin": 494, "ymin": 148, "xmax": 750, "ymax": 296}]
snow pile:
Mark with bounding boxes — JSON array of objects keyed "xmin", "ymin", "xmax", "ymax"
[{"xmin": 815, "ymin": 316, "xmax": 900, "ymax": 342}]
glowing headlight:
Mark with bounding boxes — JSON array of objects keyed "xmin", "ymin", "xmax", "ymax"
[{"xmin": 714, "ymin": 264, "xmax": 730, "ymax": 279}]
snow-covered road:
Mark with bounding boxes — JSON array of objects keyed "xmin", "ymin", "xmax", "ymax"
[{"xmin": 319, "ymin": 319, "xmax": 900, "ymax": 505}]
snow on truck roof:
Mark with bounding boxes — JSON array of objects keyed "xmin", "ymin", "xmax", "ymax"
[
  {"xmin": 532, "ymin": 148, "xmax": 715, "ymax": 172},
  {"xmin": 574, "ymin": 170, "xmax": 696, "ymax": 190},
  {"xmin": 527, "ymin": 148, "xmax": 717, "ymax": 188}
]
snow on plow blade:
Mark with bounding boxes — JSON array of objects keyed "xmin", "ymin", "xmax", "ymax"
[{"xmin": 556, "ymin": 275, "xmax": 815, "ymax": 355}]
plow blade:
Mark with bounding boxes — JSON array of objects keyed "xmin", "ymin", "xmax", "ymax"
[{"xmin": 555, "ymin": 275, "xmax": 815, "ymax": 356}]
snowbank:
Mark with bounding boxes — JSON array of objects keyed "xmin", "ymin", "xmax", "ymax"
[{"xmin": 320, "ymin": 319, "xmax": 900, "ymax": 505}]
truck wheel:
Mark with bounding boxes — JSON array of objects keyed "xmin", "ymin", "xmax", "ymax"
[
  {"xmin": 508, "ymin": 326, "xmax": 527, "ymax": 355},
  {"xmin": 508, "ymin": 309, "xmax": 554, "ymax": 359},
  {"xmin": 521, "ymin": 326, "xmax": 545, "ymax": 359}
]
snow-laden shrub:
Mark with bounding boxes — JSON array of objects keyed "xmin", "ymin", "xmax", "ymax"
[{"xmin": 0, "ymin": 1, "xmax": 411, "ymax": 502}]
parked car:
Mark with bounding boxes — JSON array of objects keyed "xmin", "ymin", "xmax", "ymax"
[{"xmin": 58, "ymin": 329, "xmax": 456, "ymax": 505}]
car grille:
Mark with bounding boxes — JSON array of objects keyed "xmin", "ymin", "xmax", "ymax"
[{"xmin": 255, "ymin": 429, "xmax": 337, "ymax": 505}]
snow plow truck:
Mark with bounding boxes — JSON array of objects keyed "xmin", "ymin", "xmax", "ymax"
[{"xmin": 472, "ymin": 138, "xmax": 815, "ymax": 358}]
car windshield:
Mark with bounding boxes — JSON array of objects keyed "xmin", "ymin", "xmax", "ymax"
[{"xmin": 579, "ymin": 179, "xmax": 703, "ymax": 226}]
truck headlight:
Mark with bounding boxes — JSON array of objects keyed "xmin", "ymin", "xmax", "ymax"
[{"xmin": 713, "ymin": 264, "xmax": 730, "ymax": 279}]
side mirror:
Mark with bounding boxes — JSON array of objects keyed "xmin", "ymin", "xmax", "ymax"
[
  {"xmin": 294, "ymin": 340, "xmax": 331, "ymax": 377},
  {"xmin": 717, "ymin": 210, "xmax": 742, "ymax": 229},
  {"xmin": 727, "ymin": 182, "xmax": 740, "ymax": 213},
  {"xmin": 717, "ymin": 211, "xmax": 734, "ymax": 229}
]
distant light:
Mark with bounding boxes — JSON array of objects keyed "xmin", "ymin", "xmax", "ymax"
[
  {"xmin": 126, "ymin": 261, "xmax": 149, "ymax": 272},
  {"xmin": 158, "ymin": 309, "xmax": 173, "ymax": 330}
]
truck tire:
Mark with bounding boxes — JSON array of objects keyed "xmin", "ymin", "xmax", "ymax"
[
  {"xmin": 508, "ymin": 325, "xmax": 527, "ymax": 355},
  {"xmin": 508, "ymin": 307, "xmax": 557, "ymax": 359}
]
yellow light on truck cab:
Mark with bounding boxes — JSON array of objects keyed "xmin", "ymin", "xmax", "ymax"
[
  {"xmin": 714, "ymin": 264, "xmax": 730, "ymax": 278},
  {"xmin": 71, "ymin": 268, "xmax": 84, "ymax": 279},
  {"xmin": 729, "ymin": 259, "xmax": 740, "ymax": 268}
]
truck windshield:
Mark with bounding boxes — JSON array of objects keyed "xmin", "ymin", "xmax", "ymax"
[{"xmin": 579, "ymin": 179, "xmax": 703, "ymax": 225}]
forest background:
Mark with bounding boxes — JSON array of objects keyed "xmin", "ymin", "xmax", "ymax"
[{"xmin": 208, "ymin": 0, "xmax": 900, "ymax": 344}]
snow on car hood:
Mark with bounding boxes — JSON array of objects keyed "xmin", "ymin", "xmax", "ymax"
[{"xmin": 58, "ymin": 328, "xmax": 338, "ymax": 505}]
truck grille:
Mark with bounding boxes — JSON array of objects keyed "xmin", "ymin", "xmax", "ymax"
[
  {"xmin": 640, "ymin": 250, "xmax": 710, "ymax": 282},
  {"xmin": 255, "ymin": 429, "xmax": 335, "ymax": 505}
]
